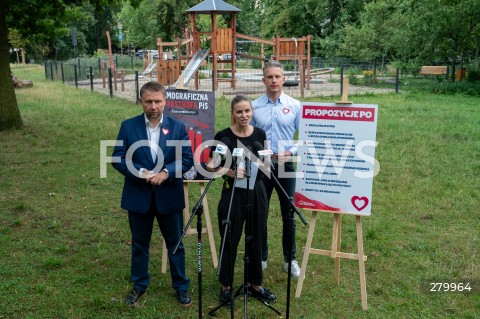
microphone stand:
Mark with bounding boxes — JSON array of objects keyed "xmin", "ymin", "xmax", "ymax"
[
  {"xmin": 173, "ymin": 166, "xmax": 220, "ymax": 319},
  {"xmin": 208, "ymin": 161, "xmax": 239, "ymax": 318},
  {"xmin": 235, "ymin": 155, "xmax": 250, "ymax": 319},
  {"xmin": 233, "ymin": 156, "xmax": 282, "ymax": 317},
  {"xmin": 268, "ymin": 161, "xmax": 308, "ymax": 319}
]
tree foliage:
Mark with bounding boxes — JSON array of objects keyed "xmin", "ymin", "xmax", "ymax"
[
  {"xmin": 120, "ymin": 0, "xmax": 198, "ymax": 50},
  {"xmin": 332, "ymin": 0, "xmax": 480, "ymax": 67},
  {"xmin": 0, "ymin": 0, "xmax": 141, "ymax": 131}
]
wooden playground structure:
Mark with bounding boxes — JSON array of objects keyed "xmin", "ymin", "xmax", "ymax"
[{"xmin": 154, "ymin": 0, "xmax": 313, "ymax": 97}]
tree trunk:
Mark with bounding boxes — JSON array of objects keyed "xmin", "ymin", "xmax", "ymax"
[{"xmin": 0, "ymin": 2, "xmax": 23, "ymax": 131}]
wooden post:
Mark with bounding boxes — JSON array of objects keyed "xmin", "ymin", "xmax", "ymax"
[
  {"xmin": 356, "ymin": 216, "xmax": 368, "ymax": 310},
  {"xmin": 307, "ymin": 35, "xmax": 311, "ymax": 90},
  {"xmin": 296, "ymin": 211, "xmax": 317, "ymax": 297},
  {"xmin": 261, "ymin": 43, "xmax": 265, "ymax": 69},
  {"xmin": 335, "ymin": 77, "xmax": 353, "ymax": 104},
  {"xmin": 120, "ymin": 69, "xmax": 124, "ymax": 92},
  {"xmin": 113, "ymin": 64, "xmax": 118, "ymax": 91},
  {"xmin": 332, "ymin": 213, "xmax": 342, "ymax": 284},
  {"xmin": 231, "ymin": 14, "xmax": 237, "ymax": 89},
  {"xmin": 211, "ymin": 13, "xmax": 218, "ymax": 91},
  {"xmin": 300, "ymin": 58, "xmax": 305, "ymax": 98}
]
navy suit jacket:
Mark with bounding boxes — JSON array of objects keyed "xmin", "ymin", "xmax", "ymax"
[{"xmin": 112, "ymin": 114, "xmax": 193, "ymax": 215}]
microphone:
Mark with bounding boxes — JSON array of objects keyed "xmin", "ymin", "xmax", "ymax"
[
  {"xmin": 213, "ymin": 137, "xmax": 230, "ymax": 167},
  {"xmin": 232, "ymin": 147, "xmax": 245, "ymax": 163},
  {"xmin": 245, "ymin": 146, "xmax": 252, "ymax": 177},
  {"xmin": 253, "ymin": 141, "xmax": 274, "ymax": 168},
  {"xmin": 253, "ymin": 142, "xmax": 307, "ymax": 225},
  {"xmin": 232, "ymin": 147, "xmax": 245, "ymax": 179}
]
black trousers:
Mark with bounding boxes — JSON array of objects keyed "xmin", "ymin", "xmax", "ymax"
[
  {"xmin": 217, "ymin": 180, "xmax": 268, "ymax": 287},
  {"xmin": 261, "ymin": 162, "xmax": 297, "ymax": 262}
]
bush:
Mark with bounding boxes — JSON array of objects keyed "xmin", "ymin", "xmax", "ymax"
[
  {"xmin": 394, "ymin": 61, "xmax": 420, "ymax": 76},
  {"xmin": 466, "ymin": 69, "xmax": 480, "ymax": 82},
  {"xmin": 362, "ymin": 70, "xmax": 374, "ymax": 85},
  {"xmin": 346, "ymin": 67, "xmax": 360, "ymax": 84},
  {"xmin": 251, "ymin": 59, "xmax": 262, "ymax": 69}
]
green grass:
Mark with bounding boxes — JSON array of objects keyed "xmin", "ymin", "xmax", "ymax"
[{"xmin": 1, "ymin": 64, "xmax": 479, "ymax": 318}]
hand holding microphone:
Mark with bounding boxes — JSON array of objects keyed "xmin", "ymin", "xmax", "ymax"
[{"xmin": 236, "ymin": 161, "xmax": 246, "ymax": 178}]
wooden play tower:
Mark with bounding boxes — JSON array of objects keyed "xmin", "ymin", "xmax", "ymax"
[
  {"xmin": 156, "ymin": 0, "xmax": 312, "ymax": 96},
  {"xmin": 187, "ymin": 0, "xmax": 240, "ymax": 90}
]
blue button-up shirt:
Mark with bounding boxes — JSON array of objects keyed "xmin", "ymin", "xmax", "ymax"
[{"xmin": 251, "ymin": 92, "xmax": 300, "ymax": 155}]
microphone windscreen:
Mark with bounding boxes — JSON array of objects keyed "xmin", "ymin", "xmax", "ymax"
[
  {"xmin": 253, "ymin": 141, "xmax": 264, "ymax": 152},
  {"xmin": 232, "ymin": 148, "xmax": 244, "ymax": 158},
  {"xmin": 214, "ymin": 144, "xmax": 227, "ymax": 156},
  {"xmin": 214, "ymin": 137, "xmax": 231, "ymax": 156}
]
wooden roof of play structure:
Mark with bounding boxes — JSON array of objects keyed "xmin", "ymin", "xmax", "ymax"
[
  {"xmin": 185, "ymin": 0, "xmax": 241, "ymax": 90},
  {"xmin": 187, "ymin": 0, "xmax": 241, "ymax": 14}
]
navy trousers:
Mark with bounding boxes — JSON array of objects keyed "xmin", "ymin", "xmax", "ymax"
[{"xmin": 128, "ymin": 198, "xmax": 190, "ymax": 293}]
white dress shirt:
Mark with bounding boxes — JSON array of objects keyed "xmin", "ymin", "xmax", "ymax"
[
  {"xmin": 145, "ymin": 114, "xmax": 163, "ymax": 162},
  {"xmin": 251, "ymin": 92, "xmax": 300, "ymax": 155}
]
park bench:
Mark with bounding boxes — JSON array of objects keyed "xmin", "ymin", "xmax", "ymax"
[{"xmin": 418, "ymin": 66, "xmax": 448, "ymax": 75}]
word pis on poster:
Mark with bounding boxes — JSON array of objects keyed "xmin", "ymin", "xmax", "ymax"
[
  {"xmin": 294, "ymin": 103, "xmax": 378, "ymax": 216},
  {"xmin": 165, "ymin": 89, "xmax": 215, "ymax": 180}
]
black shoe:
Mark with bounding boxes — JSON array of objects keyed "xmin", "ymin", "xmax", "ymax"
[
  {"xmin": 177, "ymin": 290, "xmax": 192, "ymax": 307},
  {"xmin": 219, "ymin": 287, "xmax": 232, "ymax": 306},
  {"xmin": 248, "ymin": 286, "xmax": 276, "ymax": 303},
  {"xmin": 125, "ymin": 289, "xmax": 146, "ymax": 307}
]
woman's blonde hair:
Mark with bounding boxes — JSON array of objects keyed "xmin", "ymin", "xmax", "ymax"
[{"xmin": 230, "ymin": 95, "xmax": 252, "ymax": 125}]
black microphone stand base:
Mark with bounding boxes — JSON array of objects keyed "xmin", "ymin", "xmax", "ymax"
[
  {"xmin": 208, "ymin": 284, "xmax": 282, "ymax": 318},
  {"xmin": 233, "ymin": 284, "xmax": 282, "ymax": 316}
]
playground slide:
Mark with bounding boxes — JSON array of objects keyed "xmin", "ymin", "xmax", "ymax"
[
  {"xmin": 140, "ymin": 61, "xmax": 157, "ymax": 78},
  {"xmin": 143, "ymin": 61, "xmax": 157, "ymax": 74},
  {"xmin": 170, "ymin": 48, "xmax": 210, "ymax": 89}
]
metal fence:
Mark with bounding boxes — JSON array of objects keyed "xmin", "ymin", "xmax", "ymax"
[
  {"xmin": 45, "ymin": 56, "xmax": 469, "ymax": 102},
  {"xmin": 45, "ymin": 58, "xmax": 143, "ymax": 103}
]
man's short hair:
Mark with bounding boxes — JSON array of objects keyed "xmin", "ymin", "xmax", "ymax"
[
  {"xmin": 263, "ymin": 61, "xmax": 284, "ymax": 75},
  {"xmin": 140, "ymin": 81, "xmax": 166, "ymax": 98}
]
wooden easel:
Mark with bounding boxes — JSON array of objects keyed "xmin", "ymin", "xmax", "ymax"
[
  {"xmin": 295, "ymin": 211, "xmax": 368, "ymax": 310},
  {"xmin": 296, "ymin": 82, "xmax": 368, "ymax": 309},
  {"xmin": 161, "ymin": 180, "xmax": 218, "ymax": 273}
]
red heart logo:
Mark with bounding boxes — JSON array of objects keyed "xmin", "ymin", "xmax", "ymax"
[
  {"xmin": 283, "ymin": 108, "xmax": 290, "ymax": 114},
  {"xmin": 162, "ymin": 128, "xmax": 170, "ymax": 135},
  {"xmin": 351, "ymin": 196, "xmax": 368, "ymax": 211}
]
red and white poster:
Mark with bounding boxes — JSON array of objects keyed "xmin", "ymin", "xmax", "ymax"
[
  {"xmin": 294, "ymin": 103, "xmax": 378, "ymax": 216},
  {"xmin": 165, "ymin": 89, "xmax": 215, "ymax": 180}
]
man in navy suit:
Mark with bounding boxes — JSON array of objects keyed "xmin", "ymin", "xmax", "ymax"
[{"xmin": 112, "ymin": 81, "xmax": 193, "ymax": 307}]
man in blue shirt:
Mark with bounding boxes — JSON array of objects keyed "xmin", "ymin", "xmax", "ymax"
[{"xmin": 251, "ymin": 61, "xmax": 301, "ymax": 278}]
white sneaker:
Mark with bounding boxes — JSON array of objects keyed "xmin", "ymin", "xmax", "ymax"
[
  {"xmin": 262, "ymin": 261, "xmax": 267, "ymax": 271},
  {"xmin": 284, "ymin": 260, "xmax": 301, "ymax": 279}
]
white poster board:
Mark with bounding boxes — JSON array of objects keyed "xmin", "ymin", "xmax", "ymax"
[{"xmin": 294, "ymin": 103, "xmax": 378, "ymax": 216}]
